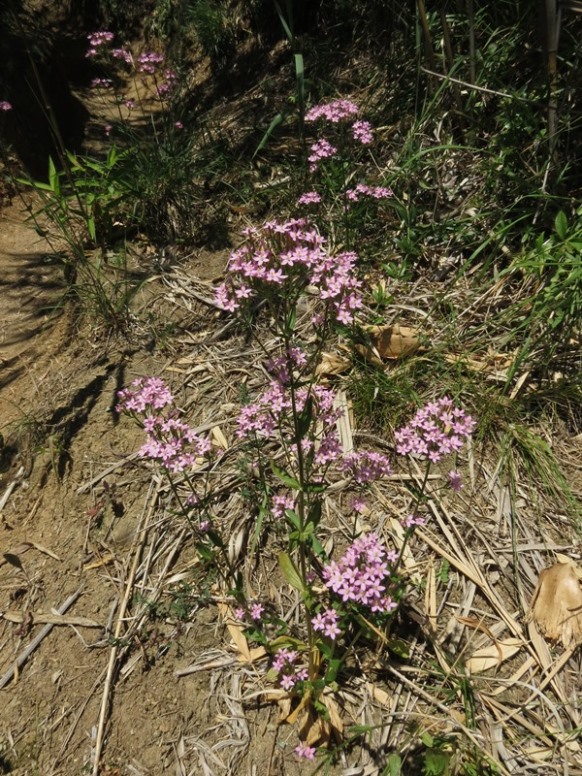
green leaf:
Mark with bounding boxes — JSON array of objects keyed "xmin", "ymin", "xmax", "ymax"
[
  {"xmin": 87, "ymin": 215, "xmax": 96, "ymax": 243},
  {"xmin": 284, "ymin": 508, "xmax": 301, "ymax": 530},
  {"xmin": 278, "ymin": 552, "xmax": 306, "ymax": 593},
  {"xmin": 48, "ymin": 157, "xmax": 60, "ymax": 196},
  {"xmin": 555, "ymin": 210, "xmax": 568, "ymax": 241},
  {"xmin": 309, "ymin": 533, "xmax": 325, "ymax": 557},
  {"xmin": 387, "ymin": 637, "xmax": 409, "ymax": 659},
  {"xmin": 270, "ymin": 461, "xmax": 301, "ymax": 490},
  {"xmin": 386, "ymin": 753, "xmax": 402, "ymax": 776},
  {"xmin": 253, "ymin": 112, "xmax": 285, "ymax": 158},
  {"xmin": 423, "ymin": 749, "xmax": 450, "ymax": 776},
  {"xmin": 296, "ymin": 396, "xmax": 313, "ymax": 441}
]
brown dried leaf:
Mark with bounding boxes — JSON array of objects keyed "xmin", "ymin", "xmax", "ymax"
[
  {"xmin": 210, "ymin": 425, "xmax": 229, "ymax": 450},
  {"xmin": 366, "ymin": 682, "xmax": 391, "ymax": 706},
  {"xmin": 465, "ymin": 638, "xmax": 524, "ymax": 674},
  {"xmin": 217, "ymin": 602, "xmax": 251, "ymax": 662},
  {"xmin": 529, "ymin": 561, "xmax": 582, "ymax": 648},
  {"xmin": 322, "ymin": 694, "xmax": 343, "ymax": 736},
  {"xmin": 356, "ymin": 324, "xmax": 420, "ymax": 364},
  {"xmin": 315, "ymin": 352, "xmax": 351, "ymax": 378}
]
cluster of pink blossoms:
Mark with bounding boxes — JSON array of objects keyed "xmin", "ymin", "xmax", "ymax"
[
  {"xmin": 297, "ymin": 191, "xmax": 322, "ymax": 206},
  {"xmin": 307, "ymin": 138, "xmax": 338, "ymax": 171},
  {"xmin": 117, "ymin": 378, "xmax": 211, "ymax": 473},
  {"xmin": 237, "ymin": 381, "xmax": 343, "ymax": 470},
  {"xmin": 311, "ymin": 607, "xmax": 341, "ymax": 639},
  {"xmin": 342, "ymin": 450, "xmax": 391, "ymax": 484},
  {"xmin": 0, "ymin": 101, "xmax": 13, "ymax": 111},
  {"xmin": 272, "ymin": 648, "xmax": 308, "ymax": 691},
  {"xmin": 86, "ymin": 32, "xmax": 176, "ymax": 99},
  {"xmin": 305, "ymin": 98, "xmax": 375, "ymax": 170},
  {"xmin": 351, "ymin": 120, "xmax": 374, "ymax": 144},
  {"xmin": 90, "ymin": 77, "xmax": 113, "ymax": 89},
  {"xmin": 117, "ymin": 376, "xmax": 174, "ymax": 412},
  {"xmin": 295, "ymin": 742, "xmax": 316, "ymax": 760},
  {"xmin": 215, "ymin": 218, "xmax": 362, "ymax": 325},
  {"xmin": 305, "ymin": 99, "xmax": 359, "ymax": 123},
  {"xmin": 86, "ymin": 30, "xmax": 114, "ymax": 57},
  {"xmin": 346, "ymin": 183, "xmax": 393, "ymax": 203},
  {"xmin": 395, "ymin": 397, "xmax": 476, "ymax": 463},
  {"xmin": 322, "ymin": 533, "xmax": 398, "ymax": 614}
]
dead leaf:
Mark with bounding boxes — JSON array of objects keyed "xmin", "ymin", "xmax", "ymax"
[
  {"xmin": 315, "ymin": 352, "xmax": 351, "ymax": 378},
  {"xmin": 366, "ymin": 682, "xmax": 391, "ymax": 706},
  {"xmin": 322, "ymin": 693, "xmax": 343, "ymax": 736},
  {"xmin": 466, "ymin": 638, "xmax": 524, "ymax": 673},
  {"xmin": 210, "ymin": 425, "xmax": 229, "ymax": 450},
  {"xmin": 356, "ymin": 324, "xmax": 420, "ymax": 364},
  {"xmin": 217, "ymin": 602, "xmax": 251, "ymax": 662},
  {"xmin": 529, "ymin": 561, "xmax": 582, "ymax": 648}
]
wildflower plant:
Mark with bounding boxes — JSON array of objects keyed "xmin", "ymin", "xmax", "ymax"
[
  {"xmin": 298, "ymin": 98, "xmax": 394, "ymax": 253},
  {"xmin": 118, "ymin": 98, "xmax": 477, "ymax": 762}
]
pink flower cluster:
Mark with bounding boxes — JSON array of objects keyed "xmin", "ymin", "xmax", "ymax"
[
  {"xmin": 117, "ymin": 378, "xmax": 211, "ymax": 473},
  {"xmin": 346, "ymin": 183, "xmax": 393, "ymax": 202},
  {"xmin": 403, "ymin": 514, "xmax": 426, "ymax": 529},
  {"xmin": 297, "ymin": 191, "xmax": 322, "ymax": 206},
  {"xmin": 295, "ymin": 742, "xmax": 316, "ymax": 760},
  {"xmin": 112, "ymin": 47, "xmax": 133, "ymax": 65},
  {"xmin": 311, "ymin": 607, "xmax": 341, "ymax": 639},
  {"xmin": 342, "ymin": 450, "xmax": 391, "ymax": 484},
  {"xmin": 138, "ymin": 416, "xmax": 211, "ymax": 473},
  {"xmin": 272, "ymin": 648, "xmax": 308, "ymax": 691},
  {"xmin": 305, "ymin": 99, "xmax": 359, "ymax": 124},
  {"xmin": 117, "ymin": 377, "xmax": 174, "ymax": 413},
  {"xmin": 90, "ymin": 77, "xmax": 113, "ymax": 89},
  {"xmin": 86, "ymin": 30, "xmax": 114, "ymax": 57},
  {"xmin": 136, "ymin": 51, "xmax": 164, "ymax": 74},
  {"xmin": 86, "ymin": 35, "xmax": 176, "ymax": 98},
  {"xmin": 265, "ymin": 347, "xmax": 308, "ymax": 385},
  {"xmin": 0, "ymin": 101, "xmax": 12, "ymax": 111},
  {"xmin": 322, "ymin": 533, "xmax": 398, "ymax": 614},
  {"xmin": 271, "ymin": 492, "xmax": 295, "ymax": 518},
  {"xmin": 236, "ymin": 381, "xmax": 342, "ymax": 469},
  {"xmin": 351, "ymin": 120, "xmax": 374, "ymax": 144},
  {"xmin": 214, "ymin": 218, "xmax": 363, "ymax": 325},
  {"xmin": 308, "ymin": 138, "xmax": 337, "ymax": 171},
  {"xmin": 395, "ymin": 397, "xmax": 476, "ymax": 463}
]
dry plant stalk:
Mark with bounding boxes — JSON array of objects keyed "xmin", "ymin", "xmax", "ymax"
[{"xmin": 529, "ymin": 560, "xmax": 582, "ymax": 648}]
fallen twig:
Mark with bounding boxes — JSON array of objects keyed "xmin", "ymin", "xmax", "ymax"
[{"xmin": 0, "ymin": 587, "xmax": 83, "ymax": 689}]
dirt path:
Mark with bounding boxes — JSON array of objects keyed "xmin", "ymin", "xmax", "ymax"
[{"xmin": 0, "ymin": 196, "xmax": 66, "ymax": 427}]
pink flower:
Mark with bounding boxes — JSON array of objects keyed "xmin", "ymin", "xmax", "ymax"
[
  {"xmin": 250, "ymin": 602, "xmax": 264, "ymax": 620},
  {"xmin": 0, "ymin": 101, "xmax": 12, "ymax": 111},
  {"xmin": 305, "ymin": 99, "xmax": 359, "ymax": 124},
  {"xmin": 352, "ymin": 120, "xmax": 374, "ymax": 144},
  {"xmin": 308, "ymin": 138, "xmax": 337, "ymax": 171},
  {"xmin": 395, "ymin": 397, "xmax": 476, "ymax": 463},
  {"xmin": 312, "ymin": 608, "xmax": 342, "ymax": 639},
  {"xmin": 403, "ymin": 514, "xmax": 426, "ymax": 529},
  {"xmin": 295, "ymin": 742, "xmax": 316, "ymax": 760},
  {"xmin": 297, "ymin": 191, "xmax": 322, "ymax": 206},
  {"xmin": 448, "ymin": 470, "xmax": 463, "ymax": 493},
  {"xmin": 322, "ymin": 534, "xmax": 397, "ymax": 614}
]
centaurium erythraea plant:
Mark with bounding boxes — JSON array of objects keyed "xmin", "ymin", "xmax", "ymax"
[
  {"xmin": 394, "ymin": 396, "xmax": 476, "ymax": 464},
  {"xmin": 117, "ymin": 377, "xmax": 211, "ymax": 474},
  {"xmin": 214, "ymin": 218, "xmax": 363, "ymax": 326},
  {"xmin": 322, "ymin": 533, "xmax": 398, "ymax": 615}
]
